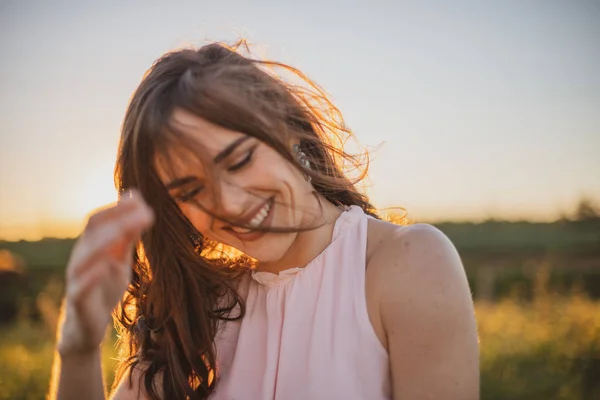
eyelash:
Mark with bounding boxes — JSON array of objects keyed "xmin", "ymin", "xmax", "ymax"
[
  {"xmin": 175, "ymin": 146, "xmax": 257, "ymax": 203},
  {"xmin": 227, "ymin": 145, "xmax": 257, "ymax": 172},
  {"xmin": 175, "ymin": 186, "xmax": 204, "ymax": 203}
]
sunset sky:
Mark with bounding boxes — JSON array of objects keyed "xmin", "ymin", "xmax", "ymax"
[{"xmin": 1, "ymin": 1, "xmax": 599, "ymax": 241}]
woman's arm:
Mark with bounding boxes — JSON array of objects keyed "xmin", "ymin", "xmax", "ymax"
[
  {"xmin": 49, "ymin": 325, "xmax": 154, "ymax": 400},
  {"xmin": 47, "ymin": 191, "xmax": 154, "ymax": 400},
  {"xmin": 375, "ymin": 224, "xmax": 479, "ymax": 400},
  {"xmin": 50, "ymin": 345, "xmax": 105, "ymax": 400}
]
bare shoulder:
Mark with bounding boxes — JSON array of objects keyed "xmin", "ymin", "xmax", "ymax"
[
  {"xmin": 366, "ymin": 219, "xmax": 474, "ymax": 330},
  {"xmin": 367, "ymin": 220, "xmax": 463, "ymax": 281},
  {"xmin": 366, "ymin": 219, "xmax": 466, "ymax": 294},
  {"xmin": 365, "ymin": 219, "xmax": 479, "ymax": 399}
]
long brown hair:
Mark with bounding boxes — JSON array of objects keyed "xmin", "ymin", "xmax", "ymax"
[{"xmin": 113, "ymin": 40, "xmax": 379, "ymax": 399}]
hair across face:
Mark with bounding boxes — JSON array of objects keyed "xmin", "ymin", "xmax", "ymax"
[
  {"xmin": 155, "ymin": 108, "xmax": 322, "ymax": 263},
  {"xmin": 112, "ymin": 41, "xmax": 379, "ymax": 399},
  {"xmin": 116, "ymin": 41, "xmax": 378, "ymax": 260}
]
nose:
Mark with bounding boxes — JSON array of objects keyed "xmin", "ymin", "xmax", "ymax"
[{"xmin": 213, "ymin": 179, "xmax": 249, "ymax": 220}]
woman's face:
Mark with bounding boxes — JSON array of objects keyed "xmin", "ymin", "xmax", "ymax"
[{"xmin": 155, "ymin": 109, "xmax": 315, "ymax": 263}]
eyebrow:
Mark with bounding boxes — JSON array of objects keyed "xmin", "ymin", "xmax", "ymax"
[
  {"xmin": 165, "ymin": 135, "xmax": 251, "ymax": 189},
  {"xmin": 212, "ymin": 135, "xmax": 251, "ymax": 164},
  {"xmin": 165, "ymin": 176, "xmax": 197, "ymax": 190}
]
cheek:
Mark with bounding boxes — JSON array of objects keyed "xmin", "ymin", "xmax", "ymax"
[
  {"xmin": 254, "ymin": 149, "xmax": 302, "ymax": 188},
  {"xmin": 179, "ymin": 203, "xmax": 214, "ymax": 236}
]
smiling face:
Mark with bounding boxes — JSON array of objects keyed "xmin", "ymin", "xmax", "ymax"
[{"xmin": 155, "ymin": 109, "xmax": 318, "ymax": 263}]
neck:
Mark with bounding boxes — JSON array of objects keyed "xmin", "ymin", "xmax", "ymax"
[{"xmin": 256, "ymin": 199, "xmax": 343, "ymax": 274}]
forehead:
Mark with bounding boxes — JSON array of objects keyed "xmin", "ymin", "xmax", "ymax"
[
  {"xmin": 171, "ymin": 108, "xmax": 245, "ymax": 152},
  {"xmin": 154, "ymin": 109, "xmax": 246, "ymax": 183}
]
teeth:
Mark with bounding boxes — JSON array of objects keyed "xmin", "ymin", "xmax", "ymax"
[
  {"xmin": 249, "ymin": 202, "xmax": 271, "ymax": 227},
  {"xmin": 231, "ymin": 201, "xmax": 271, "ymax": 234}
]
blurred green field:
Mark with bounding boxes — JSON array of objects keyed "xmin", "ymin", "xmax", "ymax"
[
  {"xmin": 0, "ymin": 218, "xmax": 599, "ymax": 399},
  {"xmin": 0, "ymin": 322, "xmax": 118, "ymax": 400},
  {"xmin": 1, "ymin": 294, "xmax": 599, "ymax": 400}
]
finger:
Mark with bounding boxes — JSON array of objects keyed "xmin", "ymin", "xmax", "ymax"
[
  {"xmin": 68, "ymin": 191, "xmax": 153, "ymax": 276},
  {"xmin": 71, "ymin": 212, "xmax": 150, "ymax": 280},
  {"xmin": 85, "ymin": 200, "xmax": 136, "ymax": 231},
  {"xmin": 68, "ymin": 208, "xmax": 153, "ymax": 279},
  {"xmin": 68, "ymin": 256, "xmax": 131, "ymax": 307},
  {"xmin": 90, "ymin": 204, "xmax": 153, "ymax": 252},
  {"xmin": 110, "ymin": 200, "xmax": 155, "ymax": 262},
  {"xmin": 106, "ymin": 256, "xmax": 133, "ymax": 289},
  {"xmin": 68, "ymin": 261, "xmax": 109, "ymax": 304},
  {"xmin": 84, "ymin": 189, "xmax": 150, "ymax": 231},
  {"xmin": 105, "ymin": 207, "xmax": 153, "ymax": 263}
]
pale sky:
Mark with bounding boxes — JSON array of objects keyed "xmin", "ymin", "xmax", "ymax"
[{"xmin": 1, "ymin": 0, "xmax": 599, "ymax": 240}]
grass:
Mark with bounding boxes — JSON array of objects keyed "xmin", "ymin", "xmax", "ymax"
[
  {"xmin": 1, "ymin": 295, "xmax": 599, "ymax": 399},
  {"xmin": 477, "ymin": 294, "xmax": 600, "ymax": 399},
  {"xmin": 2, "ymin": 221, "xmax": 599, "ymax": 398},
  {"xmin": 0, "ymin": 321, "xmax": 118, "ymax": 400}
]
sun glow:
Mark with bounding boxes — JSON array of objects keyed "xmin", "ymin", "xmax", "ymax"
[
  {"xmin": 0, "ymin": 162, "xmax": 119, "ymax": 241},
  {"xmin": 57, "ymin": 168, "xmax": 119, "ymax": 221}
]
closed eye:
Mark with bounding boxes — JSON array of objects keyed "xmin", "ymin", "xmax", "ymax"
[
  {"xmin": 174, "ymin": 185, "xmax": 204, "ymax": 203},
  {"xmin": 227, "ymin": 145, "xmax": 257, "ymax": 172}
]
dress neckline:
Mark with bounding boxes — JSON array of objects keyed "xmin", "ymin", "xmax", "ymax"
[{"xmin": 251, "ymin": 205, "xmax": 358, "ymax": 289}]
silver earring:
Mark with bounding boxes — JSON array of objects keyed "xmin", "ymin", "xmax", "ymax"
[{"xmin": 293, "ymin": 143, "xmax": 312, "ymax": 182}]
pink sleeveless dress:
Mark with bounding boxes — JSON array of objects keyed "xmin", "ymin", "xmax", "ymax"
[{"xmin": 211, "ymin": 206, "xmax": 391, "ymax": 399}]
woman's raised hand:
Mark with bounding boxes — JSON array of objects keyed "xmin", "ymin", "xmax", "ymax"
[{"xmin": 58, "ymin": 190, "xmax": 154, "ymax": 356}]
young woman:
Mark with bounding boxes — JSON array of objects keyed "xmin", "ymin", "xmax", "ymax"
[{"xmin": 51, "ymin": 42, "xmax": 479, "ymax": 399}]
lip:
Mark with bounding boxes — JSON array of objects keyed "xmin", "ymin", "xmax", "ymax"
[{"xmin": 226, "ymin": 197, "xmax": 275, "ymax": 242}]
